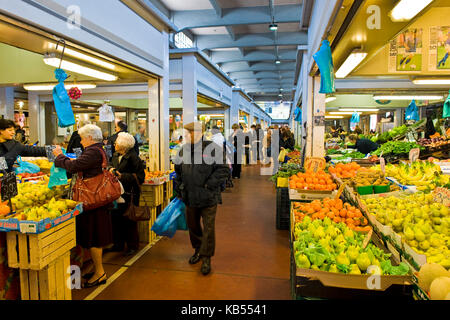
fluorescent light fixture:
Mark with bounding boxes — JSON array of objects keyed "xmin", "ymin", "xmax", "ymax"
[
  {"xmin": 390, "ymin": 0, "xmax": 433, "ymax": 22},
  {"xmin": 49, "ymin": 44, "xmax": 116, "ymax": 70},
  {"xmin": 335, "ymin": 52, "xmax": 367, "ymax": 78},
  {"xmin": 373, "ymin": 95, "xmax": 444, "ymax": 100},
  {"xmin": 275, "ymin": 60, "xmax": 281, "ymax": 64},
  {"xmin": 325, "ymin": 116, "xmax": 344, "ymax": 119},
  {"xmin": 278, "ymin": 94, "xmax": 283, "ymax": 97},
  {"xmin": 413, "ymin": 79, "xmax": 450, "ymax": 85},
  {"xmin": 24, "ymin": 83, "xmax": 97, "ymax": 91},
  {"xmin": 18, "ymin": 101, "xmax": 24, "ymax": 109},
  {"xmin": 269, "ymin": 24, "xmax": 278, "ymax": 31},
  {"xmin": 325, "ymin": 97, "xmax": 337, "ymax": 103},
  {"xmin": 339, "ymin": 108, "xmax": 379, "ymax": 112},
  {"xmin": 43, "ymin": 54, "xmax": 118, "ymax": 81},
  {"xmin": 329, "ymin": 112, "xmax": 361, "ymax": 115},
  {"xmin": 280, "ymin": 88, "xmax": 284, "ymax": 91}
]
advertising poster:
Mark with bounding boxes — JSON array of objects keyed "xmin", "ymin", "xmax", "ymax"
[
  {"xmin": 389, "ymin": 28, "xmax": 423, "ymax": 72},
  {"xmin": 429, "ymin": 26, "xmax": 450, "ymax": 71}
]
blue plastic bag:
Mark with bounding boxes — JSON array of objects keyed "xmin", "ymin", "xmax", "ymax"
[
  {"xmin": 405, "ymin": 100, "xmax": 419, "ymax": 121},
  {"xmin": 313, "ymin": 40, "xmax": 335, "ymax": 94},
  {"xmin": 444, "ymin": 91, "xmax": 450, "ymax": 118},
  {"xmin": 15, "ymin": 156, "xmax": 40, "ymax": 174},
  {"xmin": 176, "ymin": 201, "xmax": 188, "ymax": 231},
  {"xmin": 53, "ymin": 69, "xmax": 75, "ymax": 128},
  {"xmin": 294, "ymin": 107, "xmax": 302, "ymax": 122},
  {"xmin": 48, "ymin": 164, "xmax": 68, "ymax": 189},
  {"xmin": 151, "ymin": 198, "xmax": 185, "ymax": 238}
]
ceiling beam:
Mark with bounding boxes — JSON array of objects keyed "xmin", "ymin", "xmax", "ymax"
[
  {"xmin": 211, "ymin": 49, "xmax": 297, "ymax": 63},
  {"xmin": 238, "ymin": 78, "xmax": 295, "ymax": 84},
  {"xmin": 174, "ymin": 5, "xmax": 302, "ymax": 30},
  {"xmin": 221, "ymin": 62, "xmax": 296, "ymax": 73},
  {"xmin": 251, "ymin": 94, "xmax": 293, "ymax": 101},
  {"xmin": 230, "ymin": 70, "xmax": 295, "ymax": 78},
  {"xmin": 300, "ymin": 0, "xmax": 314, "ymax": 30},
  {"xmin": 208, "ymin": 0, "xmax": 222, "ymax": 17},
  {"xmin": 196, "ymin": 32, "xmax": 308, "ymax": 50}
]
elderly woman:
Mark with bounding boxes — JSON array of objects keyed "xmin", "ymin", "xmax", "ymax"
[
  {"xmin": 108, "ymin": 132, "xmax": 145, "ymax": 256},
  {"xmin": 53, "ymin": 124, "xmax": 112, "ymax": 288}
]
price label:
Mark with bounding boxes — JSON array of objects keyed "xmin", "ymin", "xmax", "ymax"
[
  {"xmin": 409, "ymin": 148, "xmax": 420, "ymax": 163},
  {"xmin": 73, "ymin": 148, "xmax": 83, "ymax": 158},
  {"xmin": 0, "ymin": 157, "xmax": 8, "ymax": 171},
  {"xmin": 1, "ymin": 172, "xmax": 18, "ymax": 202},
  {"xmin": 45, "ymin": 145, "xmax": 56, "ymax": 162},
  {"xmin": 380, "ymin": 157, "xmax": 386, "ymax": 174},
  {"xmin": 304, "ymin": 157, "xmax": 326, "ymax": 173}
]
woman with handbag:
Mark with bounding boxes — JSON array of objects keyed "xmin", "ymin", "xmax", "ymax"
[
  {"xmin": 108, "ymin": 132, "xmax": 145, "ymax": 256},
  {"xmin": 53, "ymin": 124, "xmax": 119, "ymax": 288}
]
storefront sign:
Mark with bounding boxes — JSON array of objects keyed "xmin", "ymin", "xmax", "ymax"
[
  {"xmin": 409, "ymin": 148, "xmax": 420, "ymax": 163},
  {"xmin": 1, "ymin": 172, "xmax": 18, "ymax": 202}
]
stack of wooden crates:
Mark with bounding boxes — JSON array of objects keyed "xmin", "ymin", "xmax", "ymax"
[
  {"xmin": 137, "ymin": 179, "xmax": 174, "ymax": 244},
  {"xmin": 6, "ymin": 219, "xmax": 76, "ymax": 300}
]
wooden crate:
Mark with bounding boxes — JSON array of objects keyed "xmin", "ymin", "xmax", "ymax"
[
  {"xmin": 164, "ymin": 180, "xmax": 174, "ymax": 200},
  {"xmin": 19, "ymin": 251, "xmax": 71, "ymax": 300},
  {"xmin": 137, "ymin": 207, "xmax": 157, "ymax": 244},
  {"xmin": 140, "ymin": 184, "xmax": 164, "ymax": 207},
  {"xmin": 7, "ymin": 219, "xmax": 76, "ymax": 271}
]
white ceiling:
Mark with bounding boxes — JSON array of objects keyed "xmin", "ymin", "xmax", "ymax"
[
  {"xmin": 160, "ymin": 0, "xmax": 213, "ymax": 11},
  {"xmin": 191, "ymin": 26, "xmax": 229, "ymax": 35}
]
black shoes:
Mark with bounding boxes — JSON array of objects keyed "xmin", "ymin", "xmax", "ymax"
[
  {"xmin": 189, "ymin": 250, "xmax": 201, "ymax": 264},
  {"xmin": 201, "ymin": 257, "xmax": 211, "ymax": 275},
  {"xmin": 124, "ymin": 249, "xmax": 137, "ymax": 257},
  {"xmin": 83, "ymin": 273, "xmax": 107, "ymax": 288}
]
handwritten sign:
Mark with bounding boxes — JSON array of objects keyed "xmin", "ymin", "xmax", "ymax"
[
  {"xmin": 380, "ymin": 157, "xmax": 386, "ymax": 175},
  {"xmin": 45, "ymin": 145, "xmax": 56, "ymax": 162},
  {"xmin": 304, "ymin": 157, "xmax": 326, "ymax": 173},
  {"xmin": 1, "ymin": 172, "xmax": 18, "ymax": 202},
  {"xmin": 433, "ymin": 187, "xmax": 450, "ymax": 207},
  {"xmin": 409, "ymin": 148, "xmax": 420, "ymax": 163},
  {"xmin": 0, "ymin": 157, "xmax": 8, "ymax": 171},
  {"xmin": 73, "ymin": 148, "xmax": 83, "ymax": 158}
]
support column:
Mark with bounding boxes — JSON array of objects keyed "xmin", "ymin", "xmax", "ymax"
[
  {"xmin": 148, "ymin": 78, "xmax": 160, "ymax": 171},
  {"xmin": 303, "ymin": 75, "xmax": 313, "ymax": 158},
  {"xmin": 394, "ymin": 108, "xmax": 403, "ymax": 127},
  {"xmin": 0, "ymin": 87, "xmax": 14, "ymax": 120},
  {"xmin": 312, "ymin": 76, "xmax": 325, "ymax": 158},
  {"xmin": 182, "ymin": 54, "xmax": 197, "ymax": 124},
  {"xmin": 28, "ymin": 92, "xmax": 40, "ymax": 144},
  {"xmin": 160, "ymin": 31, "xmax": 170, "ymax": 171},
  {"xmin": 229, "ymin": 90, "xmax": 240, "ymax": 138}
]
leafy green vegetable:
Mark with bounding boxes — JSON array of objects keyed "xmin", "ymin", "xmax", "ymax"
[{"xmin": 372, "ymin": 141, "xmax": 424, "ymax": 156}]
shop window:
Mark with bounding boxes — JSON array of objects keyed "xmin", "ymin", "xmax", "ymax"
[{"xmin": 174, "ymin": 32, "xmax": 193, "ymax": 49}]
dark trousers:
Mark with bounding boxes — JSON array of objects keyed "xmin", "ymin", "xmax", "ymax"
[
  {"xmin": 110, "ymin": 203, "xmax": 139, "ymax": 251},
  {"xmin": 232, "ymin": 151, "xmax": 242, "ymax": 178},
  {"xmin": 186, "ymin": 205, "xmax": 217, "ymax": 257}
]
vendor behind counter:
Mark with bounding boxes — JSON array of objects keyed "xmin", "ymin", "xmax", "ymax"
[{"xmin": 347, "ymin": 134, "xmax": 379, "ymax": 155}]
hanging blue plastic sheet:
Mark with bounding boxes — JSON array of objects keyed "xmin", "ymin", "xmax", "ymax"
[
  {"xmin": 444, "ymin": 91, "xmax": 450, "ymax": 118},
  {"xmin": 15, "ymin": 156, "xmax": 40, "ymax": 174},
  {"xmin": 350, "ymin": 112, "xmax": 360, "ymax": 131},
  {"xmin": 405, "ymin": 100, "xmax": 419, "ymax": 121},
  {"xmin": 151, "ymin": 198, "xmax": 186, "ymax": 238},
  {"xmin": 53, "ymin": 68, "xmax": 75, "ymax": 128},
  {"xmin": 294, "ymin": 107, "xmax": 302, "ymax": 122},
  {"xmin": 313, "ymin": 40, "xmax": 335, "ymax": 94}
]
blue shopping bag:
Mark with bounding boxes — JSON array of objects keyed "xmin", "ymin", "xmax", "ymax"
[
  {"xmin": 176, "ymin": 200, "xmax": 188, "ymax": 231},
  {"xmin": 405, "ymin": 100, "xmax": 419, "ymax": 121},
  {"xmin": 151, "ymin": 198, "xmax": 185, "ymax": 238},
  {"xmin": 313, "ymin": 40, "xmax": 335, "ymax": 94},
  {"xmin": 15, "ymin": 156, "xmax": 40, "ymax": 174},
  {"xmin": 53, "ymin": 69, "xmax": 75, "ymax": 128}
]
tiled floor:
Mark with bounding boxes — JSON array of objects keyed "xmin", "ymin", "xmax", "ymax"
[{"xmin": 73, "ymin": 165, "xmax": 291, "ymax": 300}]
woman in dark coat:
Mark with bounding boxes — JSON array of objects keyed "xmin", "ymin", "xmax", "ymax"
[
  {"xmin": 230, "ymin": 123, "xmax": 244, "ymax": 179},
  {"xmin": 109, "ymin": 132, "xmax": 145, "ymax": 256},
  {"xmin": 53, "ymin": 124, "xmax": 113, "ymax": 288}
]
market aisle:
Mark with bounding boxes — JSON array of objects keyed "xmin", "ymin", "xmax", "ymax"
[{"xmin": 88, "ymin": 165, "xmax": 291, "ymax": 300}]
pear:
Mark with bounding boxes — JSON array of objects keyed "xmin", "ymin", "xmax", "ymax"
[
  {"xmin": 356, "ymin": 253, "xmax": 371, "ymax": 272},
  {"xmin": 349, "ymin": 264, "xmax": 362, "ymax": 275},
  {"xmin": 414, "ymin": 228, "xmax": 426, "ymax": 242},
  {"xmin": 419, "ymin": 240, "xmax": 431, "ymax": 251},
  {"xmin": 328, "ymin": 264, "xmax": 339, "ymax": 273},
  {"xmin": 336, "ymin": 252, "xmax": 350, "ymax": 266},
  {"xmin": 404, "ymin": 227, "xmax": 415, "ymax": 241}
]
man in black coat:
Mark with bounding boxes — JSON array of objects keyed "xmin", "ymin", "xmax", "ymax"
[
  {"xmin": 348, "ymin": 134, "xmax": 379, "ymax": 155},
  {"xmin": 174, "ymin": 122, "xmax": 230, "ymax": 275}
]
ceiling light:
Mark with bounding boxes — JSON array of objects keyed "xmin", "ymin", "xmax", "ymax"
[
  {"xmin": 339, "ymin": 108, "xmax": 379, "ymax": 112},
  {"xmin": 329, "ymin": 112, "xmax": 362, "ymax": 115},
  {"xmin": 325, "ymin": 97, "xmax": 337, "ymax": 103},
  {"xmin": 24, "ymin": 83, "xmax": 97, "ymax": 91},
  {"xmin": 275, "ymin": 60, "xmax": 281, "ymax": 64},
  {"xmin": 280, "ymin": 88, "xmax": 284, "ymax": 91},
  {"xmin": 390, "ymin": 0, "xmax": 433, "ymax": 22},
  {"xmin": 43, "ymin": 54, "xmax": 118, "ymax": 81},
  {"xmin": 335, "ymin": 52, "xmax": 367, "ymax": 78},
  {"xmin": 18, "ymin": 101, "xmax": 24, "ymax": 109},
  {"xmin": 413, "ymin": 79, "xmax": 450, "ymax": 85},
  {"xmin": 373, "ymin": 95, "xmax": 444, "ymax": 100},
  {"xmin": 325, "ymin": 116, "xmax": 344, "ymax": 119},
  {"xmin": 269, "ymin": 24, "xmax": 278, "ymax": 31},
  {"xmin": 49, "ymin": 44, "xmax": 116, "ymax": 70}
]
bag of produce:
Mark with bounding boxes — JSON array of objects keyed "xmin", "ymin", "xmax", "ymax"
[
  {"xmin": 15, "ymin": 156, "xmax": 40, "ymax": 174},
  {"xmin": 48, "ymin": 164, "xmax": 68, "ymax": 189}
]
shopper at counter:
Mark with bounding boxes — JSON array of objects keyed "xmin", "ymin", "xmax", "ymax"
[
  {"xmin": 108, "ymin": 121, "xmax": 139, "ymax": 158},
  {"xmin": 230, "ymin": 123, "xmax": 245, "ymax": 179},
  {"xmin": 280, "ymin": 128, "xmax": 295, "ymax": 151},
  {"xmin": 347, "ymin": 134, "xmax": 379, "ymax": 155},
  {"xmin": 174, "ymin": 122, "xmax": 230, "ymax": 275},
  {"xmin": 109, "ymin": 132, "xmax": 145, "ymax": 256},
  {"xmin": 0, "ymin": 119, "xmax": 46, "ymax": 172},
  {"xmin": 53, "ymin": 124, "xmax": 113, "ymax": 288}
]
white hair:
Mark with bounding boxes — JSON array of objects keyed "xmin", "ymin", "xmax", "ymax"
[
  {"xmin": 116, "ymin": 132, "xmax": 135, "ymax": 151},
  {"xmin": 78, "ymin": 124, "xmax": 103, "ymax": 142}
]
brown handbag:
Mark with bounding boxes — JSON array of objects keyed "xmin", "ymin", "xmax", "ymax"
[
  {"xmin": 123, "ymin": 174, "xmax": 151, "ymax": 222},
  {"xmin": 72, "ymin": 147, "xmax": 122, "ymax": 211}
]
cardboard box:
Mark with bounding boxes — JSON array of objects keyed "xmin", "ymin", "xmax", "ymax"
[{"xmin": 289, "ymin": 188, "xmax": 336, "ymax": 201}]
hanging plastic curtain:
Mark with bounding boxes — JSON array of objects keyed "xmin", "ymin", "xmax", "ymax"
[
  {"xmin": 405, "ymin": 100, "xmax": 419, "ymax": 121},
  {"xmin": 52, "ymin": 40, "xmax": 75, "ymax": 128},
  {"xmin": 294, "ymin": 107, "xmax": 302, "ymax": 122},
  {"xmin": 443, "ymin": 91, "xmax": 450, "ymax": 118},
  {"xmin": 312, "ymin": 40, "xmax": 335, "ymax": 94},
  {"xmin": 350, "ymin": 112, "xmax": 360, "ymax": 131}
]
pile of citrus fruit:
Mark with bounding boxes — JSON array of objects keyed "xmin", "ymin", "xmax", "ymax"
[
  {"xmin": 292, "ymin": 198, "xmax": 371, "ymax": 232},
  {"xmin": 328, "ymin": 162, "xmax": 361, "ymax": 179},
  {"xmin": 289, "ymin": 170, "xmax": 337, "ymax": 191}
]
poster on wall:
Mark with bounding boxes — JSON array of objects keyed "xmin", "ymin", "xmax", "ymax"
[
  {"xmin": 429, "ymin": 26, "xmax": 450, "ymax": 71},
  {"xmin": 389, "ymin": 28, "xmax": 423, "ymax": 72}
]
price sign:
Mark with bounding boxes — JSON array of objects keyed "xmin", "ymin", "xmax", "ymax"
[
  {"xmin": 73, "ymin": 148, "xmax": 83, "ymax": 158},
  {"xmin": 105, "ymin": 145, "xmax": 113, "ymax": 159},
  {"xmin": 1, "ymin": 172, "xmax": 18, "ymax": 202},
  {"xmin": 45, "ymin": 145, "xmax": 56, "ymax": 162},
  {"xmin": 409, "ymin": 148, "xmax": 420, "ymax": 163},
  {"xmin": 407, "ymin": 132, "xmax": 416, "ymax": 142},
  {"xmin": 304, "ymin": 157, "xmax": 326, "ymax": 173},
  {"xmin": 380, "ymin": 157, "xmax": 386, "ymax": 175},
  {"xmin": 0, "ymin": 157, "xmax": 8, "ymax": 171}
]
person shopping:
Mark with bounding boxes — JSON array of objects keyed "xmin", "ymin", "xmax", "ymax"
[
  {"xmin": 174, "ymin": 122, "xmax": 230, "ymax": 275},
  {"xmin": 109, "ymin": 132, "xmax": 145, "ymax": 256},
  {"xmin": 53, "ymin": 124, "xmax": 113, "ymax": 288},
  {"xmin": 347, "ymin": 134, "xmax": 379, "ymax": 155},
  {"xmin": 230, "ymin": 123, "xmax": 244, "ymax": 179}
]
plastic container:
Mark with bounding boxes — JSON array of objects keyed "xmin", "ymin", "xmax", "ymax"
[
  {"xmin": 374, "ymin": 184, "xmax": 390, "ymax": 194},
  {"xmin": 356, "ymin": 185, "xmax": 374, "ymax": 195}
]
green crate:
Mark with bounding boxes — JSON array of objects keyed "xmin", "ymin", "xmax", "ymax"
[
  {"xmin": 374, "ymin": 184, "xmax": 390, "ymax": 194},
  {"xmin": 356, "ymin": 185, "xmax": 374, "ymax": 195}
]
